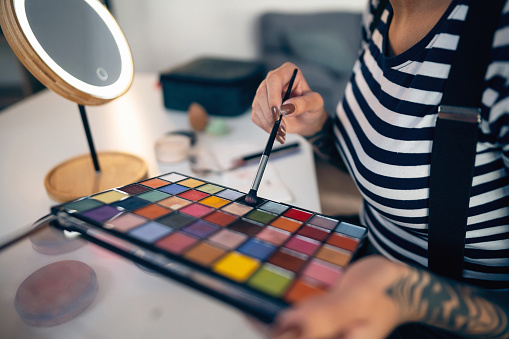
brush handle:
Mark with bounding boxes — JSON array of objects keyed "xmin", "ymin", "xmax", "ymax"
[
  {"xmin": 250, "ymin": 155, "xmax": 269, "ymax": 191},
  {"xmin": 263, "ymin": 117, "xmax": 282, "ymax": 156},
  {"xmin": 251, "ymin": 118, "xmax": 281, "ymax": 191}
]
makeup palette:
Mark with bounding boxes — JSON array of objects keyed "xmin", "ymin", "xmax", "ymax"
[{"xmin": 51, "ymin": 172, "xmax": 367, "ymax": 322}]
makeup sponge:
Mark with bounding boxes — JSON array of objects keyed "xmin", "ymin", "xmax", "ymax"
[{"xmin": 14, "ymin": 260, "xmax": 98, "ymax": 326}]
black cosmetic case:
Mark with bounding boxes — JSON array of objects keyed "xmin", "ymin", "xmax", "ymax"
[{"xmin": 160, "ymin": 57, "xmax": 266, "ymax": 116}]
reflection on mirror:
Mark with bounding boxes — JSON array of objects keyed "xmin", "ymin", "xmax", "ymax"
[{"xmin": 0, "ymin": 0, "xmax": 147, "ymax": 202}]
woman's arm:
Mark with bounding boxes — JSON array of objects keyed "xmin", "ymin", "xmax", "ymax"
[{"xmin": 271, "ymin": 256, "xmax": 509, "ymax": 339}]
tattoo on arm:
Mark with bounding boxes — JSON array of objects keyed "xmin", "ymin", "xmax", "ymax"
[{"xmin": 385, "ymin": 268, "xmax": 509, "ymax": 338}]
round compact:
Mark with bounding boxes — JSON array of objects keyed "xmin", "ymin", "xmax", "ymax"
[
  {"xmin": 29, "ymin": 221, "xmax": 85, "ymax": 255},
  {"xmin": 155, "ymin": 134, "xmax": 192, "ymax": 163},
  {"xmin": 14, "ymin": 260, "xmax": 98, "ymax": 327}
]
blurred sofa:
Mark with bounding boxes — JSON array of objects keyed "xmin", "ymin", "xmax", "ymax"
[{"xmin": 257, "ymin": 11, "xmax": 363, "ymax": 115}]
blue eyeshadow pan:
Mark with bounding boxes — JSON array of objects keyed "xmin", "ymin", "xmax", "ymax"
[
  {"xmin": 215, "ymin": 189, "xmax": 245, "ymax": 201},
  {"xmin": 335, "ymin": 222, "xmax": 366, "ymax": 239},
  {"xmin": 158, "ymin": 184, "xmax": 189, "ymax": 195},
  {"xmin": 237, "ymin": 238, "xmax": 277, "ymax": 261},
  {"xmin": 129, "ymin": 221, "xmax": 173, "ymax": 243}
]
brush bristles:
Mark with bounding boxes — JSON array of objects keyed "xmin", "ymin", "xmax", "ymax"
[{"xmin": 245, "ymin": 189, "xmax": 258, "ymax": 205}]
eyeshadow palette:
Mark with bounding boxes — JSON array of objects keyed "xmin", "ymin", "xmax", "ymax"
[{"xmin": 51, "ymin": 172, "xmax": 367, "ymax": 323}]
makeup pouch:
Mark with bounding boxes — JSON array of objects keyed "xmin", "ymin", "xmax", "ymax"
[{"xmin": 160, "ymin": 57, "xmax": 266, "ymax": 116}]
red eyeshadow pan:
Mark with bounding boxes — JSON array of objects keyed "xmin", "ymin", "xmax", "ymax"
[
  {"xmin": 297, "ymin": 225, "xmax": 330, "ymax": 242},
  {"xmin": 283, "ymin": 208, "xmax": 313, "ymax": 222},
  {"xmin": 178, "ymin": 190, "xmax": 209, "ymax": 201}
]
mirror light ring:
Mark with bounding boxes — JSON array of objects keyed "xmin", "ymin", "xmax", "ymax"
[{"xmin": 12, "ymin": 0, "xmax": 133, "ymax": 103}]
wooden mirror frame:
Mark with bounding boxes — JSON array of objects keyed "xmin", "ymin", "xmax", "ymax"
[{"xmin": 0, "ymin": 0, "xmax": 134, "ymax": 105}]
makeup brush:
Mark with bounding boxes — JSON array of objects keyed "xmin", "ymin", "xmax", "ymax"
[{"xmin": 245, "ymin": 68, "xmax": 298, "ymax": 205}]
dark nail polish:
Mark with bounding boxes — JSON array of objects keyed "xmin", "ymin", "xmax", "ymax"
[
  {"xmin": 271, "ymin": 106, "xmax": 280, "ymax": 121},
  {"xmin": 280, "ymin": 103, "xmax": 295, "ymax": 116}
]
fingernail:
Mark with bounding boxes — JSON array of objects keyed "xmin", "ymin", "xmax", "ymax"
[
  {"xmin": 280, "ymin": 103, "xmax": 295, "ymax": 116},
  {"xmin": 271, "ymin": 106, "xmax": 280, "ymax": 120},
  {"xmin": 273, "ymin": 324, "xmax": 303, "ymax": 339}
]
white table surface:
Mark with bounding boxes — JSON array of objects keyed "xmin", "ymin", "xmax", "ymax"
[{"xmin": 0, "ymin": 73, "xmax": 321, "ymax": 338}]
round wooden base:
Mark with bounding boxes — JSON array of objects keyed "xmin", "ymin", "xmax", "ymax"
[{"xmin": 45, "ymin": 151, "xmax": 148, "ymax": 203}]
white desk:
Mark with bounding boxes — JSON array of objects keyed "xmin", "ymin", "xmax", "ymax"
[{"xmin": 0, "ymin": 73, "xmax": 320, "ymax": 338}]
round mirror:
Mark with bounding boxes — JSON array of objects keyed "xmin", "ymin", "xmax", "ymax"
[
  {"xmin": 0, "ymin": 0, "xmax": 146, "ymax": 202},
  {"xmin": 0, "ymin": 0, "xmax": 134, "ymax": 105}
]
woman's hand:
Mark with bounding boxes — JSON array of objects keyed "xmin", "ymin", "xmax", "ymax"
[
  {"xmin": 271, "ymin": 256, "xmax": 411, "ymax": 339},
  {"xmin": 251, "ymin": 62, "xmax": 329, "ymax": 144}
]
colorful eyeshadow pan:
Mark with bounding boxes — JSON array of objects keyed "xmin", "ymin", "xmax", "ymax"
[
  {"xmin": 203, "ymin": 211, "xmax": 237, "ymax": 227},
  {"xmin": 297, "ymin": 225, "xmax": 330, "ymax": 242},
  {"xmin": 159, "ymin": 173, "xmax": 187, "ymax": 182},
  {"xmin": 221, "ymin": 203, "xmax": 252, "ymax": 216},
  {"xmin": 327, "ymin": 233, "xmax": 360, "ymax": 252},
  {"xmin": 157, "ymin": 196, "xmax": 192, "ymax": 210},
  {"xmin": 335, "ymin": 222, "xmax": 366, "ymax": 239},
  {"xmin": 315, "ymin": 245, "xmax": 352, "ymax": 267},
  {"xmin": 91, "ymin": 190, "xmax": 128, "ymax": 204},
  {"xmin": 105, "ymin": 213, "xmax": 147, "ymax": 232},
  {"xmin": 179, "ymin": 178, "xmax": 205, "ymax": 188},
  {"xmin": 128, "ymin": 221, "xmax": 173, "ymax": 242},
  {"xmin": 245, "ymin": 210, "xmax": 277, "ymax": 224},
  {"xmin": 156, "ymin": 213, "xmax": 195, "ymax": 229},
  {"xmin": 308, "ymin": 215, "xmax": 338, "ymax": 230},
  {"xmin": 270, "ymin": 217, "xmax": 302, "ymax": 233},
  {"xmin": 155, "ymin": 232, "xmax": 197, "ymax": 254},
  {"xmin": 255, "ymin": 226, "xmax": 291, "ymax": 246},
  {"xmin": 302, "ymin": 259, "xmax": 343, "ymax": 287},
  {"xmin": 285, "ymin": 278, "xmax": 326, "ymax": 304},
  {"xmin": 62, "ymin": 198, "xmax": 103, "ymax": 213},
  {"xmin": 208, "ymin": 229, "xmax": 247, "ymax": 249},
  {"xmin": 284, "ymin": 235, "xmax": 321, "ymax": 256},
  {"xmin": 196, "ymin": 184, "xmax": 224, "ymax": 194},
  {"xmin": 82, "ymin": 205, "xmax": 121, "ymax": 222},
  {"xmin": 182, "ymin": 220, "xmax": 219, "ymax": 238},
  {"xmin": 215, "ymin": 189, "xmax": 244, "ymax": 200},
  {"xmin": 112, "ymin": 197, "xmax": 151, "ymax": 211},
  {"xmin": 137, "ymin": 190, "xmax": 170, "ymax": 202},
  {"xmin": 237, "ymin": 238, "xmax": 276, "ymax": 261},
  {"xmin": 259, "ymin": 201, "xmax": 289, "ymax": 214},
  {"xmin": 140, "ymin": 178, "xmax": 170, "ymax": 188},
  {"xmin": 199, "ymin": 196, "xmax": 230, "ymax": 209},
  {"xmin": 158, "ymin": 184, "xmax": 189, "ymax": 195},
  {"xmin": 184, "ymin": 242, "xmax": 226, "ymax": 267},
  {"xmin": 118, "ymin": 184, "xmax": 151, "ymax": 195},
  {"xmin": 228, "ymin": 219, "xmax": 263, "ymax": 237},
  {"xmin": 268, "ymin": 248, "xmax": 308, "ymax": 273},
  {"xmin": 134, "ymin": 204, "xmax": 171, "ymax": 220},
  {"xmin": 213, "ymin": 252, "xmax": 260, "ymax": 283},
  {"xmin": 283, "ymin": 208, "xmax": 313, "ymax": 222},
  {"xmin": 178, "ymin": 190, "xmax": 209, "ymax": 201},
  {"xmin": 51, "ymin": 172, "xmax": 367, "ymax": 324},
  {"xmin": 180, "ymin": 204, "xmax": 213, "ymax": 218},
  {"xmin": 248, "ymin": 264, "xmax": 294, "ymax": 297}
]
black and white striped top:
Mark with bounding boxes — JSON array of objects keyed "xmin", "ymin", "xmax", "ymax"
[{"xmin": 334, "ymin": 0, "xmax": 509, "ymax": 289}]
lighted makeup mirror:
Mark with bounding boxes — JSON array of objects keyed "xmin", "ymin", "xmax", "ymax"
[{"xmin": 0, "ymin": 0, "xmax": 147, "ymax": 202}]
